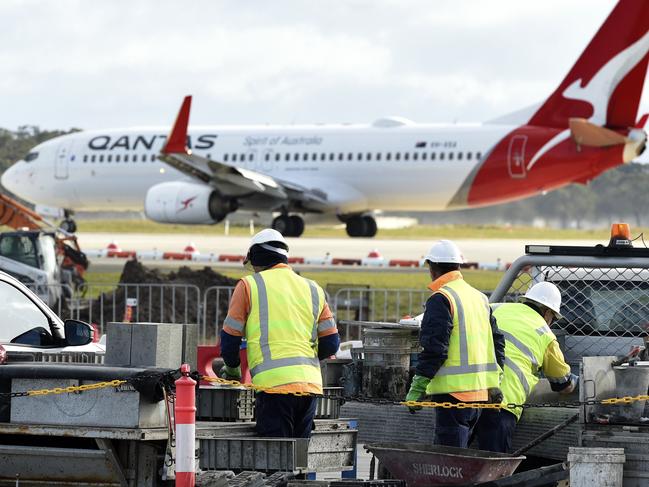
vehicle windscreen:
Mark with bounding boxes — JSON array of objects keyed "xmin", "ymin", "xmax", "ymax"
[
  {"xmin": 0, "ymin": 235, "xmax": 39, "ymax": 268},
  {"xmin": 0, "ymin": 280, "xmax": 53, "ymax": 344}
]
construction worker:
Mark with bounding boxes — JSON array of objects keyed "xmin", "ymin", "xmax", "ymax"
[
  {"xmin": 219, "ymin": 228, "xmax": 340, "ymax": 439},
  {"xmin": 473, "ymin": 281, "xmax": 578, "ymax": 453},
  {"xmin": 405, "ymin": 240, "xmax": 506, "ymax": 448}
]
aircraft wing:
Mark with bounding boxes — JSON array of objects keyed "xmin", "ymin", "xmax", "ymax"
[{"xmin": 159, "ymin": 96, "xmax": 329, "ymax": 212}]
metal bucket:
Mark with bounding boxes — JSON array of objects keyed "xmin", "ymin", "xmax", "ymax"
[{"xmin": 365, "ymin": 442, "xmax": 525, "ymax": 487}]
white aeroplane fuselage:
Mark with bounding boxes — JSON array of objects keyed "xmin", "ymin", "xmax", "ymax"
[{"xmin": 3, "ymin": 122, "xmax": 511, "ymax": 214}]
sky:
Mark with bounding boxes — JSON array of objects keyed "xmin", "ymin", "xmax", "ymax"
[{"xmin": 0, "ymin": 0, "xmax": 647, "ymax": 133}]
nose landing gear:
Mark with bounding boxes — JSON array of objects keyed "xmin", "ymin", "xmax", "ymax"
[
  {"xmin": 271, "ymin": 214, "xmax": 305, "ymax": 237},
  {"xmin": 59, "ymin": 210, "xmax": 77, "ymax": 234}
]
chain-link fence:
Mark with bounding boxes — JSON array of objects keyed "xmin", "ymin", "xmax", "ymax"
[{"xmin": 491, "ymin": 254, "xmax": 649, "ymax": 361}]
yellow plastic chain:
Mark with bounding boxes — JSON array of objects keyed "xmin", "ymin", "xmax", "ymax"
[
  {"xmin": 16, "ymin": 375, "xmax": 649, "ymax": 410},
  {"xmin": 26, "ymin": 379, "xmax": 127, "ymax": 397}
]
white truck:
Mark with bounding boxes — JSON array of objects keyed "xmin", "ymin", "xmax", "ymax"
[{"xmin": 490, "ymin": 226, "xmax": 649, "ymax": 484}]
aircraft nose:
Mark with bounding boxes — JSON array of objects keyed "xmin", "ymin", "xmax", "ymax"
[{"xmin": 1, "ymin": 162, "xmax": 23, "ymax": 194}]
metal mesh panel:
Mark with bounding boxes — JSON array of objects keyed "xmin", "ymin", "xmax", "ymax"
[
  {"xmin": 494, "ymin": 262, "xmax": 649, "ymax": 359},
  {"xmin": 69, "ymin": 283, "xmax": 202, "ymax": 335},
  {"xmin": 202, "ymin": 285, "xmax": 236, "ymax": 344}
]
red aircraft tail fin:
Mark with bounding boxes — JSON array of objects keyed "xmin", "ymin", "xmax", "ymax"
[{"xmin": 529, "ymin": 0, "xmax": 649, "ymax": 129}]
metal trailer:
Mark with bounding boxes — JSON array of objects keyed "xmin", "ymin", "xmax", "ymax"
[
  {"xmin": 490, "ymin": 242, "xmax": 649, "ymax": 462},
  {"xmin": 0, "ymin": 419, "xmax": 357, "ymax": 487},
  {"xmin": 0, "ymin": 362, "xmax": 357, "ymax": 486}
]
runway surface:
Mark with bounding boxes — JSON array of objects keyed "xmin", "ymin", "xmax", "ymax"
[{"xmin": 77, "ymin": 232, "xmax": 599, "ymax": 264}]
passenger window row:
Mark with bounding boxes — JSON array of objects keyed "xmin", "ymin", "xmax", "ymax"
[
  {"xmin": 80, "ymin": 150, "xmax": 484, "ymax": 164},
  {"xmin": 226, "ymin": 151, "xmax": 483, "ymax": 163},
  {"xmin": 83, "ymin": 154, "xmax": 158, "ymax": 163}
]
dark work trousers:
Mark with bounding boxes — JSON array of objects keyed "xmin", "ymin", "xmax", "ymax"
[
  {"xmin": 255, "ymin": 392, "xmax": 318, "ymax": 438},
  {"xmin": 432, "ymin": 394, "xmax": 483, "ymax": 448},
  {"xmin": 473, "ymin": 408, "xmax": 518, "ymax": 453}
]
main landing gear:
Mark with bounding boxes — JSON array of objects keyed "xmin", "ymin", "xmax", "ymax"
[
  {"xmin": 344, "ymin": 214, "xmax": 377, "ymax": 238},
  {"xmin": 272, "ymin": 214, "xmax": 305, "ymax": 237}
]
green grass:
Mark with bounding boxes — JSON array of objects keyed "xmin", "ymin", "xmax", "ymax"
[
  {"xmin": 64, "ymin": 219, "xmax": 630, "ymax": 240},
  {"xmin": 85, "ymin": 268, "xmax": 504, "ymax": 293}
]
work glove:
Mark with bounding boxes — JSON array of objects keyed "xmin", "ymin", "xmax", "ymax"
[
  {"xmin": 488, "ymin": 387, "xmax": 504, "ymax": 405},
  {"xmin": 405, "ymin": 375, "xmax": 430, "ymax": 414},
  {"xmin": 219, "ymin": 365, "xmax": 242, "ymax": 381},
  {"xmin": 566, "ymin": 374, "xmax": 579, "ymax": 392}
]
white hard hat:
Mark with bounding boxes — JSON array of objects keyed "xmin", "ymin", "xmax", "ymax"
[
  {"xmin": 250, "ymin": 228, "xmax": 287, "ymax": 248},
  {"xmin": 244, "ymin": 229, "xmax": 289, "ymax": 267},
  {"xmin": 520, "ymin": 282, "xmax": 563, "ymax": 320},
  {"xmin": 424, "ymin": 240, "xmax": 465, "ymax": 264}
]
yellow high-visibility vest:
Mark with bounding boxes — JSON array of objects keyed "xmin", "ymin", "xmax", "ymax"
[
  {"xmin": 426, "ymin": 279, "xmax": 501, "ymax": 395},
  {"xmin": 244, "ymin": 267, "xmax": 325, "ymax": 392},
  {"xmin": 493, "ymin": 302, "xmax": 557, "ymax": 419}
]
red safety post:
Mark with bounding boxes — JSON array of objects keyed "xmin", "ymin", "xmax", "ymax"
[{"xmin": 175, "ymin": 364, "xmax": 196, "ymax": 487}]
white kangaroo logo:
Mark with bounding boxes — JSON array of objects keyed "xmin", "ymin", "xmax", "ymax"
[
  {"xmin": 527, "ymin": 29, "xmax": 649, "ymax": 171},
  {"xmin": 563, "ymin": 30, "xmax": 649, "ymax": 125}
]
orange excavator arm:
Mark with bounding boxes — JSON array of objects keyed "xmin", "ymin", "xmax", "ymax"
[{"xmin": 0, "ymin": 194, "xmax": 44, "ymax": 230}]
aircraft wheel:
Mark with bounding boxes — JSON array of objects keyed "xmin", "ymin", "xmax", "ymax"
[
  {"xmin": 61, "ymin": 218, "xmax": 77, "ymax": 234},
  {"xmin": 288, "ymin": 215, "xmax": 305, "ymax": 237},
  {"xmin": 272, "ymin": 215, "xmax": 292, "ymax": 236},
  {"xmin": 363, "ymin": 215, "xmax": 377, "ymax": 237},
  {"xmin": 345, "ymin": 216, "xmax": 366, "ymax": 237}
]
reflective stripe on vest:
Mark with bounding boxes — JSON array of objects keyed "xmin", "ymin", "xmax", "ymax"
[
  {"xmin": 426, "ymin": 279, "xmax": 501, "ymax": 395},
  {"xmin": 494, "ymin": 303, "xmax": 557, "ymax": 419},
  {"xmin": 244, "ymin": 269, "xmax": 325, "ymax": 391}
]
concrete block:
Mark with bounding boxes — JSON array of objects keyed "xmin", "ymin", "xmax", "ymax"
[
  {"xmin": 10, "ymin": 378, "xmax": 167, "ymax": 428},
  {"xmin": 106, "ymin": 322, "xmax": 184, "ymax": 369},
  {"xmin": 131, "ymin": 322, "xmax": 183, "ymax": 368},
  {"xmin": 181, "ymin": 323, "xmax": 199, "ymax": 370},
  {"xmin": 105, "ymin": 322, "xmax": 133, "ymax": 366}
]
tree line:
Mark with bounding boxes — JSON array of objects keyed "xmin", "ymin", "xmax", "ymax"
[{"xmin": 0, "ymin": 126, "xmax": 647, "ymax": 228}]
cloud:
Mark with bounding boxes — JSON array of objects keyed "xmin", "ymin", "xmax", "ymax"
[{"xmin": 0, "ymin": 0, "xmax": 645, "ymax": 131}]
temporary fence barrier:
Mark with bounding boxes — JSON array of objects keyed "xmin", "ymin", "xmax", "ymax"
[
  {"xmin": 201, "ymin": 285, "xmax": 237, "ymax": 342},
  {"xmin": 64, "ymin": 283, "xmax": 203, "ymax": 335},
  {"xmin": 332, "ymin": 287, "xmax": 429, "ymax": 341}
]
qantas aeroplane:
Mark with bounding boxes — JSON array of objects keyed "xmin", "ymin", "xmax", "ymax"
[{"xmin": 2, "ymin": 0, "xmax": 648, "ymax": 237}]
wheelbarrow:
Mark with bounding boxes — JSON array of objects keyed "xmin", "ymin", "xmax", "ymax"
[
  {"xmin": 364, "ymin": 443, "xmax": 524, "ymax": 487},
  {"xmin": 365, "ymin": 413, "xmax": 578, "ymax": 486}
]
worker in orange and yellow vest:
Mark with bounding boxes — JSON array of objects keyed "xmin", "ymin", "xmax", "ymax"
[
  {"xmin": 405, "ymin": 240, "xmax": 506, "ymax": 448},
  {"xmin": 473, "ymin": 282, "xmax": 577, "ymax": 453},
  {"xmin": 219, "ymin": 229, "xmax": 340, "ymax": 438}
]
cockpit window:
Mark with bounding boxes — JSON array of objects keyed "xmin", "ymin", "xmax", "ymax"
[{"xmin": 24, "ymin": 152, "xmax": 39, "ymax": 162}]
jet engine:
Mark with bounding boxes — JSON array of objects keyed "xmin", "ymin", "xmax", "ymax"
[{"xmin": 144, "ymin": 181, "xmax": 237, "ymax": 224}]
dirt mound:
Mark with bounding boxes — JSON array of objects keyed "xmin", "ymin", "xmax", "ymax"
[{"xmin": 79, "ymin": 260, "xmax": 238, "ymax": 339}]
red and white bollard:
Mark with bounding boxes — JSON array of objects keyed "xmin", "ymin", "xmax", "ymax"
[{"xmin": 175, "ymin": 364, "xmax": 196, "ymax": 487}]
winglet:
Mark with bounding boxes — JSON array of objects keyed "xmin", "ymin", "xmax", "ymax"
[
  {"xmin": 163, "ymin": 95, "xmax": 192, "ymax": 154},
  {"xmin": 636, "ymin": 113, "xmax": 649, "ymax": 128}
]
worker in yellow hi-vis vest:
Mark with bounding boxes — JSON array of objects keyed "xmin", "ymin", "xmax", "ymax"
[
  {"xmin": 473, "ymin": 282, "xmax": 577, "ymax": 453},
  {"xmin": 405, "ymin": 240, "xmax": 506, "ymax": 448},
  {"xmin": 220, "ymin": 229, "xmax": 340, "ymax": 438}
]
